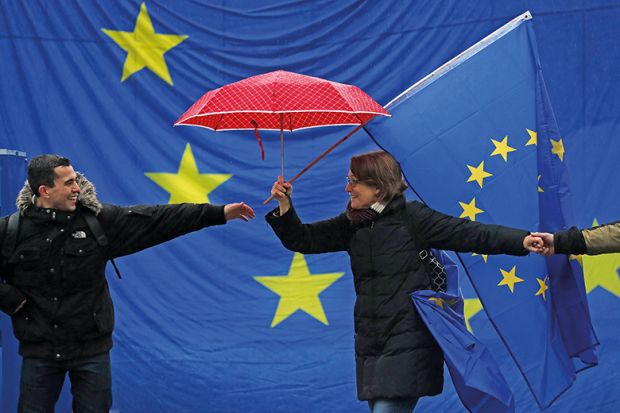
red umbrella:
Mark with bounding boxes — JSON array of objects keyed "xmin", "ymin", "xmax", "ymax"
[{"xmin": 175, "ymin": 70, "xmax": 390, "ymax": 202}]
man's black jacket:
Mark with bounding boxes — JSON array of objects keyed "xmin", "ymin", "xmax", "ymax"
[{"xmin": 0, "ymin": 174, "xmax": 226, "ymax": 360}]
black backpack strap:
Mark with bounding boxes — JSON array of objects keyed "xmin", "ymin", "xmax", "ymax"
[
  {"xmin": 83, "ymin": 212, "xmax": 122, "ymax": 279},
  {"xmin": 2, "ymin": 212, "xmax": 20, "ymax": 259},
  {"xmin": 83, "ymin": 213, "xmax": 108, "ymax": 247}
]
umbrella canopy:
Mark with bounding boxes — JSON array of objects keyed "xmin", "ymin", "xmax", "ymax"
[{"xmin": 174, "ymin": 70, "xmax": 389, "ymax": 131}]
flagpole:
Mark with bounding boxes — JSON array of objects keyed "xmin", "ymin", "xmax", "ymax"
[{"xmin": 385, "ymin": 11, "xmax": 532, "ymax": 110}]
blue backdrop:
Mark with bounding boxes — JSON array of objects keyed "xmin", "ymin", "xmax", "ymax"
[{"xmin": 1, "ymin": 1, "xmax": 618, "ymax": 412}]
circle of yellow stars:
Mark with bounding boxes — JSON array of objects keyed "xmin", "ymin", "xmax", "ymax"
[{"xmin": 460, "ymin": 127, "xmax": 568, "ymax": 332}]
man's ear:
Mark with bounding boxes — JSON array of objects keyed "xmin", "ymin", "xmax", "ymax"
[{"xmin": 38, "ymin": 185, "xmax": 50, "ymax": 198}]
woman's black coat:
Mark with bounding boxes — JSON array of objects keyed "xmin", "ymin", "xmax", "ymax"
[{"xmin": 266, "ymin": 195, "xmax": 529, "ymax": 401}]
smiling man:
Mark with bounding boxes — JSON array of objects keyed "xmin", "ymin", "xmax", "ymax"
[{"xmin": 0, "ymin": 154, "xmax": 254, "ymax": 413}]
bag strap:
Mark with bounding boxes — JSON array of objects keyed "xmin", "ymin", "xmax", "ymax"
[
  {"xmin": 399, "ymin": 203, "xmax": 430, "ymax": 261},
  {"xmin": 83, "ymin": 212, "xmax": 108, "ymax": 247},
  {"xmin": 2, "ymin": 212, "xmax": 20, "ymax": 259},
  {"xmin": 400, "ymin": 204, "xmax": 448, "ymax": 292},
  {"xmin": 83, "ymin": 212, "xmax": 122, "ymax": 279}
]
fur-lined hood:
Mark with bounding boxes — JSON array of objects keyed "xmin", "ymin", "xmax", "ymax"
[{"xmin": 16, "ymin": 173, "xmax": 103, "ymax": 216}]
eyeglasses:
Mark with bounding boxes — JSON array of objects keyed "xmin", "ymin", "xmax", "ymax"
[{"xmin": 345, "ymin": 176, "xmax": 361, "ymax": 186}]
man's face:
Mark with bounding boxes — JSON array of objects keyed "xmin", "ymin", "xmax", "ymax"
[{"xmin": 42, "ymin": 165, "xmax": 81, "ymax": 211}]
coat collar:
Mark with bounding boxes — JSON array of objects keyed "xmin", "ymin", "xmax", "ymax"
[
  {"xmin": 16, "ymin": 173, "xmax": 103, "ymax": 217},
  {"xmin": 380, "ymin": 194, "xmax": 407, "ymax": 218}
]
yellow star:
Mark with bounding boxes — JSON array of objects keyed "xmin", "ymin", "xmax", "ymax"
[
  {"xmin": 538, "ymin": 175, "xmax": 544, "ymax": 193},
  {"xmin": 145, "ymin": 143, "xmax": 232, "ymax": 204},
  {"xmin": 254, "ymin": 253, "xmax": 344, "ymax": 327},
  {"xmin": 466, "ymin": 161, "xmax": 493, "ymax": 188},
  {"xmin": 582, "ymin": 254, "xmax": 620, "ymax": 296},
  {"xmin": 550, "ymin": 138, "xmax": 565, "ymax": 162},
  {"xmin": 535, "ymin": 276, "xmax": 549, "ymax": 300},
  {"xmin": 576, "ymin": 219, "xmax": 620, "ymax": 297},
  {"xmin": 497, "ymin": 265, "xmax": 524, "ymax": 293},
  {"xmin": 472, "ymin": 253, "xmax": 488, "ymax": 263},
  {"xmin": 463, "ymin": 298, "xmax": 483, "ymax": 333},
  {"xmin": 102, "ymin": 2, "xmax": 188, "ymax": 85},
  {"xmin": 459, "ymin": 197, "xmax": 484, "ymax": 221},
  {"xmin": 525, "ymin": 128, "xmax": 537, "ymax": 146},
  {"xmin": 428, "ymin": 297, "xmax": 444, "ymax": 309},
  {"xmin": 490, "ymin": 136, "xmax": 516, "ymax": 162}
]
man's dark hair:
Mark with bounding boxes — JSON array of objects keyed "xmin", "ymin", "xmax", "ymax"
[{"xmin": 27, "ymin": 154, "xmax": 72, "ymax": 196}]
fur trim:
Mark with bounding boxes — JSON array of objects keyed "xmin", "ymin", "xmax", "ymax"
[{"xmin": 16, "ymin": 173, "xmax": 103, "ymax": 216}]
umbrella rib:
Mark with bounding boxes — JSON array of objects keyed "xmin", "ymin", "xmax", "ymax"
[
  {"xmin": 288, "ymin": 113, "xmax": 293, "ymax": 131},
  {"xmin": 213, "ymin": 113, "xmax": 225, "ymax": 131},
  {"xmin": 353, "ymin": 112, "xmax": 367, "ymax": 125}
]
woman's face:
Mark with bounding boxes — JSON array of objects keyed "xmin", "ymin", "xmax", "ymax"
[{"xmin": 346, "ymin": 170, "xmax": 380, "ymax": 209}]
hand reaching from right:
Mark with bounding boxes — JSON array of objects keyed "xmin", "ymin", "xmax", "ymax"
[{"xmin": 531, "ymin": 232, "xmax": 555, "ymax": 256}]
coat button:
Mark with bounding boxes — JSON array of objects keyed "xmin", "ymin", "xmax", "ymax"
[
  {"xmin": 52, "ymin": 297, "xmax": 58, "ymax": 302},
  {"xmin": 60, "ymin": 229, "xmax": 65, "ymax": 233},
  {"xmin": 50, "ymin": 268, "xmax": 55, "ymax": 273},
  {"xmin": 24, "ymin": 316, "xmax": 29, "ymax": 321},
  {"xmin": 19, "ymin": 254, "xmax": 24, "ymax": 260},
  {"xmin": 78, "ymin": 249, "xmax": 83, "ymax": 254},
  {"xmin": 55, "ymin": 353, "xmax": 61, "ymax": 359},
  {"xmin": 53, "ymin": 324, "xmax": 59, "ymax": 329}
]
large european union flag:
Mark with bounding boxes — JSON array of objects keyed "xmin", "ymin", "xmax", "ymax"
[
  {"xmin": 365, "ymin": 12, "xmax": 599, "ymax": 409},
  {"xmin": 1, "ymin": 2, "xmax": 619, "ymax": 412}
]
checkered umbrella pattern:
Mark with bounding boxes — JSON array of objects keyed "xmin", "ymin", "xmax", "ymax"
[{"xmin": 175, "ymin": 70, "xmax": 390, "ymax": 131}]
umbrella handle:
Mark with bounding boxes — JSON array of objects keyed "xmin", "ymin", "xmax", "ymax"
[{"xmin": 263, "ymin": 124, "xmax": 364, "ymax": 205}]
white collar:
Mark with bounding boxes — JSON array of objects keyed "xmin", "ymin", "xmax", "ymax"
[{"xmin": 370, "ymin": 202, "xmax": 386, "ymax": 214}]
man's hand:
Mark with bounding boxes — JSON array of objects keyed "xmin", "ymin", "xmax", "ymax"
[
  {"xmin": 224, "ymin": 202, "xmax": 255, "ymax": 222},
  {"xmin": 531, "ymin": 232, "xmax": 555, "ymax": 256}
]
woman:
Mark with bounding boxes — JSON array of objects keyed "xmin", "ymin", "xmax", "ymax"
[{"xmin": 266, "ymin": 151, "xmax": 543, "ymax": 413}]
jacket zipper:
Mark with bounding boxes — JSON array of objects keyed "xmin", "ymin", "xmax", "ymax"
[
  {"xmin": 368, "ymin": 221, "xmax": 378, "ymax": 350},
  {"xmin": 60, "ymin": 247, "xmax": 65, "ymax": 279}
]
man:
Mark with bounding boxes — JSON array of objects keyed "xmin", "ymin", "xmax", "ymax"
[
  {"xmin": 534, "ymin": 221, "xmax": 620, "ymax": 255},
  {"xmin": 0, "ymin": 154, "xmax": 254, "ymax": 413}
]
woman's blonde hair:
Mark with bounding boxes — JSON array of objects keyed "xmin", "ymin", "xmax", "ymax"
[{"xmin": 349, "ymin": 151, "xmax": 408, "ymax": 203}]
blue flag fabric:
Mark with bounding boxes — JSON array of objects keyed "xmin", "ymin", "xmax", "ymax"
[
  {"xmin": 366, "ymin": 13, "xmax": 598, "ymax": 409},
  {"xmin": 1, "ymin": 2, "xmax": 619, "ymax": 412},
  {"xmin": 0, "ymin": 151, "xmax": 27, "ymax": 413},
  {"xmin": 535, "ymin": 73, "xmax": 600, "ymax": 370},
  {"xmin": 411, "ymin": 250, "xmax": 515, "ymax": 413}
]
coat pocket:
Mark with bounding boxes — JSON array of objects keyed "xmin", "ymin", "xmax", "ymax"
[
  {"xmin": 11, "ymin": 308, "xmax": 46, "ymax": 343},
  {"xmin": 62, "ymin": 239, "xmax": 106, "ymax": 288},
  {"xmin": 8, "ymin": 248, "xmax": 49, "ymax": 287},
  {"xmin": 92, "ymin": 287, "xmax": 115, "ymax": 335}
]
